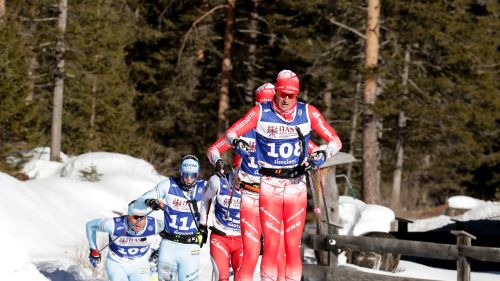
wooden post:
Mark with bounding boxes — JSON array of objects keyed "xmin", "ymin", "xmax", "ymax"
[
  {"xmin": 396, "ymin": 217, "xmax": 414, "ymax": 234},
  {"xmin": 451, "ymin": 230, "xmax": 476, "ymax": 281}
]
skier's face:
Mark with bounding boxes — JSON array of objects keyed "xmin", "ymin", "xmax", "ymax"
[
  {"xmin": 128, "ymin": 215, "xmax": 146, "ymax": 232},
  {"xmin": 276, "ymin": 90, "xmax": 297, "ymax": 112},
  {"xmin": 181, "ymin": 173, "xmax": 197, "ymax": 186}
]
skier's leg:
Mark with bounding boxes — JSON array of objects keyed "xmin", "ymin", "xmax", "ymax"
[
  {"xmin": 237, "ymin": 190, "xmax": 262, "ymax": 281},
  {"xmin": 105, "ymin": 258, "xmax": 128, "ymax": 281},
  {"xmin": 277, "ymin": 224, "xmax": 286, "ymax": 281},
  {"xmin": 209, "ymin": 232, "xmax": 231, "ymax": 281},
  {"xmin": 177, "ymin": 243, "xmax": 200, "ymax": 281},
  {"xmin": 158, "ymin": 239, "xmax": 179, "ymax": 281},
  {"xmin": 259, "ymin": 176, "xmax": 284, "ymax": 281},
  {"xmin": 128, "ymin": 260, "xmax": 151, "ymax": 281},
  {"xmin": 282, "ymin": 176, "xmax": 307, "ymax": 281},
  {"xmin": 229, "ymin": 236, "xmax": 244, "ymax": 281}
]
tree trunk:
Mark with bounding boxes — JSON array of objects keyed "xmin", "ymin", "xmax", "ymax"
[
  {"xmin": 323, "ymin": 81, "xmax": 333, "ymax": 121},
  {"xmin": 217, "ymin": 0, "xmax": 235, "ymax": 137},
  {"xmin": 362, "ymin": 0, "xmax": 380, "ymax": 204},
  {"xmin": 90, "ymin": 75, "xmax": 96, "ymax": 138},
  {"xmin": 244, "ymin": 0, "xmax": 259, "ymax": 104},
  {"xmin": 50, "ymin": 0, "xmax": 68, "ymax": 161},
  {"xmin": 346, "ymin": 76, "xmax": 361, "ymax": 193},
  {"xmin": 0, "ymin": 0, "xmax": 5, "ymax": 18},
  {"xmin": 391, "ymin": 46, "xmax": 410, "ymax": 210}
]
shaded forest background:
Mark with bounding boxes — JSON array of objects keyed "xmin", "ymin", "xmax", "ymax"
[{"xmin": 0, "ymin": 0, "xmax": 498, "ymax": 210}]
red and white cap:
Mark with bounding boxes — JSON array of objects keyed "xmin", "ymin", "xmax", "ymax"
[
  {"xmin": 255, "ymin": 83, "xmax": 275, "ymax": 103},
  {"xmin": 276, "ymin": 70, "xmax": 299, "ymax": 95}
]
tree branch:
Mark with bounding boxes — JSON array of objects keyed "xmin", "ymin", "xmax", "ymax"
[
  {"xmin": 177, "ymin": 5, "xmax": 227, "ymax": 67},
  {"xmin": 328, "ymin": 18, "xmax": 366, "ymax": 40}
]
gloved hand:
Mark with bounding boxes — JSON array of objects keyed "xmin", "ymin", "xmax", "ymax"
[
  {"xmin": 233, "ymin": 138, "xmax": 251, "ymax": 157},
  {"xmin": 309, "ymin": 150, "xmax": 327, "ymax": 168},
  {"xmin": 149, "ymin": 248, "xmax": 159, "ymax": 263},
  {"xmin": 89, "ymin": 248, "xmax": 101, "ymax": 267},
  {"xmin": 215, "ymin": 159, "xmax": 225, "ymax": 177},
  {"xmin": 197, "ymin": 225, "xmax": 208, "ymax": 248},
  {"xmin": 145, "ymin": 199, "xmax": 162, "ymax": 211}
]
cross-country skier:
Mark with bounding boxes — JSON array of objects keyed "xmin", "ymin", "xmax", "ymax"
[
  {"xmin": 200, "ymin": 172, "xmax": 242, "ymax": 281},
  {"xmin": 208, "ymin": 70, "xmax": 342, "ymax": 281},
  {"xmin": 135, "ymin": 155, "xmax": 208, "ymax": 281},
  {"xmin": 207, "ymin": 82, "xmax": 319, "ymax": 281},
  {"xmin": 86, "ymin": 200, "xmax": 164, "ymax": 281}
]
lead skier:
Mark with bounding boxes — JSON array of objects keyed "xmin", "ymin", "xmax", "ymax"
[{"xmin": 208, "ymin": 70, "xmax": 342, "ymax": 281}]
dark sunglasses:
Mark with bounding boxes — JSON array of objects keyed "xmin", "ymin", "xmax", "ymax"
[
  {"xmin": 130, "ymin": 215, "xmax": 145, "ymax": 220},
  {"xmin": 277, "ymin": 91, "xmax": 297, "ymax": 99}
]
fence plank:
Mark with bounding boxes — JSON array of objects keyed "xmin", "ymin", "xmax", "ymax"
[
  {"xmin": 303, "ymin": 234, "xmax": 459, "ymax": 260},
  {"xmin": 302, "ymin": 264, "xmax": 437, "ymax": 281}
]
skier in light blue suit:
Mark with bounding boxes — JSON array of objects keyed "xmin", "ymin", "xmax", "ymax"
[
  {"xmin": 86, "ymin": 200, "xmax": 164, "ymax": 281},
  {"xmin": 136, "ymin": 155, "xmax": 208, "ymax": 281}
]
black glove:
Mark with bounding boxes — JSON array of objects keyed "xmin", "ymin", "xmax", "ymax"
[
  {"xmin": 89, "ymin": 248, "xmax": 101, "ymax": 267},
  {"xmin": 145, "ymin": 199, "xmax": 162, "ymax": 210},
  {"xmin": 197, "ymin": 224, "xmax": 208, "ymax": 248},
  {"xmin": 215, "ymin": 159, "xmax": 225, "ymax": 177},
  {"xmin": 149, "ymin": 248, "xmax": 159, "ymax": 263}
]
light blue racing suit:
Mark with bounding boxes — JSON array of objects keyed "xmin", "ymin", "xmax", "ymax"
[
  {"xmin": 86, "ymin": 216, "xmax": 164, "ymax": 281},
  {"xmin": 137, "ymin": 177, "xmax": 207, "ymax": 281}
]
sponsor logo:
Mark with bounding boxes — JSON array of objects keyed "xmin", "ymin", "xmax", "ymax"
[
  {"xmin": 286, "ymin": 208, "xmax": 304, "ymax": 222},
  {"xmin": 241, "ymin": 218, "xmax": 258, "ymax": 233},
  {"xmin": 211, "ymin": 239, "xmax": 229, "ymax": 258},
  {"xmin": 266, "ymin": 125, "xmax": 296, "ymax": 138},
  {"xmin": 265, "ymin": 220, "xmax": 280, "ymax": 234},
  {"xmin": 245, "ymin": 230, "xmax": 259, "ymax": 243},
  {"xmin": 286, "ymin": 221, "xmax": 302, "ymax": 233},
  {"xmin": 260, "ymin": 207, "xmax": 280, "ymax": 224},
  {"xmin": 312, "ymin": 112, "xmax": 334, "ymax": 139}
]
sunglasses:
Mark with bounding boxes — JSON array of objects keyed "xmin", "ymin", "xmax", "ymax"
[
  {"xmin": 182, "ymin": 172, "xmax": 198, "ymax": 179},
  {"xmin": 277, "ymin": 91, "xmax": 297, "ymax": 99},
  {"xmin": 130, "ymin": 215, "xmax": 145, "ymax": 220}
]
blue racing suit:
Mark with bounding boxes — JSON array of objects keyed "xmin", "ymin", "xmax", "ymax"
[
  {"xmin": 137, "ymin": 177, "xmax": 207, "ymax": 281},
  {"xmin": 86, "ymin": 215, "xmax": 164, "ymax": 281}
]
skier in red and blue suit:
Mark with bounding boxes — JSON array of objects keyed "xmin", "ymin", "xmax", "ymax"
[
  {"xmin": 208, "ymin": 70, "xmax": 342, "ymax": 281},
  {"xmin": 200, "ymin": 172, "xmax": 242, "ymax": 281}
]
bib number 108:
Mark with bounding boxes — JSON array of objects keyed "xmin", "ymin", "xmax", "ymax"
[{"xmin": 267, "ymin": 142, "xmax": 301, "ymax": 158}]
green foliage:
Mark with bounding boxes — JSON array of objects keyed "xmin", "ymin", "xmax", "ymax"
[
  {"xmin": 0, "ymin": 12, "xmax": 43, "ymax": 160},
  {"xmin": 79, "ymin": 163, "xmax": 103, "ymax": 182},
  {"xmin": 0, "ymin": 0, "xmax": 497, "ymax": 206}
]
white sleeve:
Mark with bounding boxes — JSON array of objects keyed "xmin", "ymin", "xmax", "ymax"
[{"xmin": 200, "ymin": 175, "xmax": 220, "ymax": 225}]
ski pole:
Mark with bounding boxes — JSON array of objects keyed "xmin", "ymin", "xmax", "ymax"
[
  {"xmin": 99, "ymin": 208, "xmax": 155, "ymax": 252},
  {"xmin": 315, "ymin": 167, "xmax": 332, "ymax": 229},
  {"xmin": 306, "ymin": 171, "xmax": 321, "ymax": 217},
  {"xmin": 220, "ymin": 174, "xmax": 235, "ymax": 220}
]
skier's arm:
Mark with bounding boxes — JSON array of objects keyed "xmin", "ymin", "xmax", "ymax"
[
  {"xmin": 200, "ymin": 175, "xmax": 220, "ymax": 225},
  {"xmin": 207, "ymin": 106, "xmax": 260, "ymax": 166},
  {"xmin": 136, "ymin": 180, "xmax": 170, "ymax": 208},
  {"xmin": 307, "ymin": 104, "xmax": 342, "ymax": 157},
  {"xmin": 207, "ymin": 135, "xmax": 231, "ymax": 166},
  {"xmin": 224, "ymin": 105, "xmax": 260, "ymax": 146},
  {"xmin": 85, "ymin": 218, "xmax": 115, "ymax": 250},
  {"xmin": 308, "ymin": 140, "xmax": 319, "ymax": 155}
]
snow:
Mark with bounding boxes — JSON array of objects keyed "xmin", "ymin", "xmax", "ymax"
[{"xmin": 1, "ymin": 147, "xmax": 499, "ymax": 281}]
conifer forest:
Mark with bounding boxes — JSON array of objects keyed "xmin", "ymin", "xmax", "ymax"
[{"xmin": 0, "ymin": 0, "xmax": 498, "ymax": 210}]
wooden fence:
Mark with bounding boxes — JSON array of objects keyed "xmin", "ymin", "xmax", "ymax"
[{"xmin": 302, "ymin": 154, "xmax": 500, "ymax": 281}]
